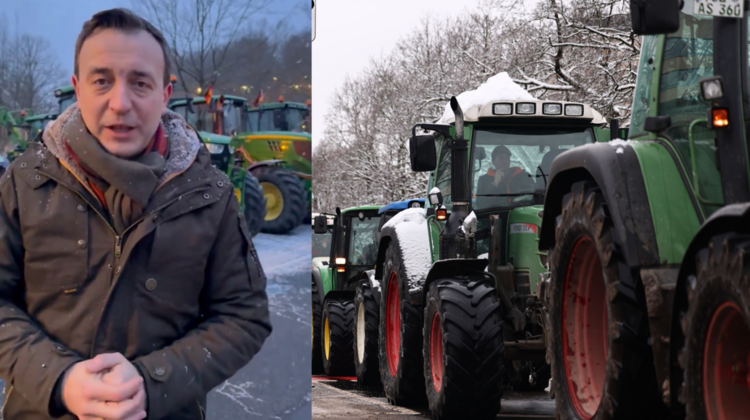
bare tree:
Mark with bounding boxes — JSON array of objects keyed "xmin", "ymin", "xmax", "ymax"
[{"xmin": 132, "ymin": 0, "xmax": 274, "ymax": 94}]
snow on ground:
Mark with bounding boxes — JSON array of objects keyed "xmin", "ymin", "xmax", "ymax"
[
  {"xmin": 439, "ymin": 72, "xmax": 534, "ymax": 123},
  {"xmin": 382, "ymin": 208, "xmax": 432, "ymax": 292}
]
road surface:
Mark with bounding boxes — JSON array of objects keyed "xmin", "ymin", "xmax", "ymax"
[
  {"xmin": 0, "ymin": 225, "xmax": 312, "ymax": 420},
  {"xmin": 312, "ymin": 377, "xmax": 555, "ymax": 419}
]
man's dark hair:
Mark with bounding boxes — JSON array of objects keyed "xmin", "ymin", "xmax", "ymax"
[
  {"xmin": 74, "ymin": 8, "xmax": 171, "ymax": 87},
  {"xmin": 492, "ymin": 145, "xmax": 512, "ymax": 160}
]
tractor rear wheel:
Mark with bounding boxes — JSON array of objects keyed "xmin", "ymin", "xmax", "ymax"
[
  {"xmin": 243, "ymin": 172, "xmax": 266, "ymax": 237},
  {"xmin": 423, "ymin": 279, "xmax": 505, "ymax": 420},
  {"xmin": 681, "ymin": 233, "xmax": 750, "ymax": 420},
  {"xmin": 321, "ymin": 299, "xmax": 355, "ymax": 377},
  {"xmin": 354, "ymin": 278, "xmax": 380, "ymax": 385},
  {"xmin": 378, "ymin": 239, "xmax": 425, "ymax": 405},
  {"xmin": 312, "ymin": 277, "xmax": 324, "ymax": 375},
  {"xmin": 251, "ymin": 166, "xmax": 306, "ymax": 234},
  {"xmin": 547, "ymin": 180, "xmax": 667, "ymax": 420}
]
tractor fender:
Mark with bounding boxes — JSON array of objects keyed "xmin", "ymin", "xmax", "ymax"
[
  {"xmin": 248, "ymin": 160, "xmax": 286, "ymax": 172},
  {"xmin": 312, "ymin": 269, "xmax": 325, "ymax": 307},
  {"xmin": 411, "ymin": 259, "xmax": 492, "ymax": 306},
  {"xmin": 324, "ymin": 290, "xmax": 356, "ymax": 303},
  {"xmin": 539, "ymin": 142, "xmax": 659, "ymax": 268},
  {"xmin": 665, "ymin": 202, "xmax": 750, "ymax": 408}
]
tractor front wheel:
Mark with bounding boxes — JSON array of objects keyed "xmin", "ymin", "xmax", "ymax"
[
  {"xmin": 243, "ymin": 172, "xmax": 266, "ymax": 237},
  {"xmin": 321, "ymin": 299, "xmax": 355, "ymax": 377},
  {"xmin": 547, "ymin": 181, "xmax": 667, "ymax": 420},
  {"xmin": 251, "ymin": 166, "xmax": 306, "ymax": 234},
  {"xmin": 423, "ymin": 279, "xmax": 505, "ymax": 420},
  {"xmin": 681, "ymin": 233, "xmax": 750, "ymax": 420},
  {"xmin": 354, "ymin": 278, "xmax": 380, "ymax": 385}
]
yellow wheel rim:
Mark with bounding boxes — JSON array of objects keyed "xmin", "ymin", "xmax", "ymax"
[
  {"xmin": 261, "ymin": 182, "xmax": 284, "ymax": 221},
  {"xmin": 324, "ymin": 315, "xmax": 331, "ymax": 360}
]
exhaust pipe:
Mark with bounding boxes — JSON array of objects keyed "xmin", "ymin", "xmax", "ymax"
[{"xmin": 450, "ymin": 97, "xmax": 464, "ymax": 141}]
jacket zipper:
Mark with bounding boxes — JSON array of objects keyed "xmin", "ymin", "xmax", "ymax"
[
  {"xmin": 1, "ymin": 386, "xmax": 13, "ymax": 415},
  {"xmin": 39, "ymin": 169, "xmax": 209, "ymax": 356}
]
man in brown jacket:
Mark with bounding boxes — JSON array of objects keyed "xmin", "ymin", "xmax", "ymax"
[{"xmin": 0, "ymin": 9, "xmax": 271, "ymax": 420}]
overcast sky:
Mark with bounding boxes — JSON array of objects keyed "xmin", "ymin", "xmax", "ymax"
[
  {"xmin": 2, "ymin": 0, "xmax": 310, "ymax": 76},
  {"xmin": 312, "ymin": 0, "xmax": 514, "ymax": 148}
]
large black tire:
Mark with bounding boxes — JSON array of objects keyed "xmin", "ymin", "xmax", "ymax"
[
  {"xmin": 354, "ymin": 278, "xmax": 380, "ymax": 385},
  {"xmin": 547, "ymin": 180, "xmax": 668, "ymax": 420},
  {"xmin": 243, "ymin": 172, "xmax": 266, "ymax": 237},
  {"xmin": 321, "ymin": 299, "xmax": 355, "ymax": 377},
  {"xmin": 378, "ymin": 239, "xmax": 426, "ymax": 405},
  {"xmin": 423, "ymin": 279, "xmax": 505, "ymax": 420},
  {"xmin": 251, "ymin": 166, "xmax": 306, "ymax": 234},
  {"xmin": 681, "ymin": 233, "xmax": 750, "ymax": 420},
  {"xmin": 312, "ymin": 276, "xmax": 324, "ymax": 375}
]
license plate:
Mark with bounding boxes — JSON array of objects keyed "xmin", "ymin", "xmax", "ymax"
[{"xmin": 694, "ymin": 0, "xmax": 744, "ymax": 18}]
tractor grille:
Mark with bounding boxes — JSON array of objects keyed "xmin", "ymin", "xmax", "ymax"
[{"xmin": 439, "ymin": 237, "xmax": 460, "ymax": 260}]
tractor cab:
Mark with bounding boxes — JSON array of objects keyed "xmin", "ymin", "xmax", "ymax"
[
  {"xmin": 54, "ymin": 86, "xmax": 76, "ymax": 115},
  {"xmin": 246, "ymin": 100, "xmax": 310, "ymax": 133},
  {"xmin": 312, "ymin": 212, "xmax": 335, "ymax": 270}
]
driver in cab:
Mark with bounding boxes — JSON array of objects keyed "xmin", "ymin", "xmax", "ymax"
[{"xmin": 476, "ymin": 145, "xmax": 534, "ymax": 208}]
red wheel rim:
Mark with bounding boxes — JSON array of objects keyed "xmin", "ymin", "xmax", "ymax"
[
  {"xmin": 703, "ymin": 301, "xmax": 750, "ymax": 420},
  {"xmin": 561, "ymin": 236, "xmax": 608, "ymax": 420},
  {"xmin": 386, "ymin": 271, "xmax": 401, "ymax": 378},
  {"xmin": 430, "ymin": 312, "xmax": 444, "ymax": 392}
]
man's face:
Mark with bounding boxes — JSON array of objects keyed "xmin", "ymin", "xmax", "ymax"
[
  {"xmin": 493, "ymin": 152, "xmax": 511, "ymax": 171},
  {"xmin": 73, "ymin": 28, "xmax": 172, "ymax": 158}
]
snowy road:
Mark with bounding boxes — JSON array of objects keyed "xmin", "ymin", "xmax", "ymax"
[
  {"xmin": 0, "ymin": 225, "xmax": 312, "ymax": 420},
  {"xmin": 312, "ymin": 378, "xmax": 555, "ymax": 419}
]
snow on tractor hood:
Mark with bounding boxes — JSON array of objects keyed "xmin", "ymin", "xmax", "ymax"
[
  {"xmin": 382, "ymin": 207, "xmax": 432, "ymax": 293},
  {"xmin": 438, "ymin": 71, "xmax": 605, "ymax": 125}
]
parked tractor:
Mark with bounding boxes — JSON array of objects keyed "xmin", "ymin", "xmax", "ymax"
[
  {"xmin": 386, "ymin": 84, "xmax": 615, "ymax": 418},
  {"xmin": 167, "ymin": 95, "xmax": 266, "ymax": 236},
  {"xmin": 538, "ymin": 2, "xmax": 750, "ymax": 420},
  {"xmin": 170, "ymin": 93, "xmax": 307, "ymax": 234},
  {"xmin": 312, "ymin": 205, "xmax": 381, "ymax": 375}
]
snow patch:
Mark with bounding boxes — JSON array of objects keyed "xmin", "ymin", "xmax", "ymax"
[
  {"xmin": 429, "ymin": 187, "xmax": 441, "ymax": 195},
  {"xmin": 439, "ymin": 72, "xmax": 534, "ymax": 124},
  {"xmin": 365, "ymin": 270, "xmax": 380, "ymax": 292},
  {"xmin": 478, "ymin": 253, "xmax": 489, "ymax": 259},
  {"xmin": 462, "ymin": 211, "xmax": 478, "ymax": 235},
  {"xmin": 382, "ymin": 208, "xmax": 432, "ymax": 293},
  {"xmin": 609, "ymin": 138, "xmax": 630, "ymax": 155},
  {"xmin": 616, "ymin": 147, "xmax": 624, "ymax": 154}
]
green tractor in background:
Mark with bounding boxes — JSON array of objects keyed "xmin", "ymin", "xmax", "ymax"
[
  {"xmin": 536, "ymin": 2, "xmax": 750, "ymax": 420},
  {"xmin": 167, "ymin": 95, "xmax": 266, "ymax": 237},
  {"xmin": 245, "ymin": 99, "xmax": 312, "ymax": 220},
  {"xmin": 388, "ymin": 92, "xmax": 616, "ymax": 418},
  {"xmin": 169, "ymin": 93, "xmax": 308, "ymax": 234},
  {"xmin": 311, "ymin": 205, "xmax": 382, "ymax": 376}
]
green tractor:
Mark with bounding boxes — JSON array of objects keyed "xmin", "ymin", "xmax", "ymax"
[
  {"xmin": 242, "ymin": 100, "xmax": 312, "ymax": 225},
  {"xmin": 54, "ymin": 85, "xmax": 77, "ymax": 114},
  {"xmin": 311, "ymin": 205, "xmax": 382, "ymax": 376},
  {"xmin": 1, "ymin": 108, "xmax": 30, "ymax": 163},
  {"xmin": 537, "ymin": 2, "xmax": 750, "ymax": 420},
  {"xmin": 167, "ymin": 95, "xmax": 266, "ymax": 236},
  {"xmin": 170, "ymin": 94, "xmax": 307, "ymax": 234},
  {"xmin": 384, "ymin": 93, "xmax": 615, "ymax": 418}
]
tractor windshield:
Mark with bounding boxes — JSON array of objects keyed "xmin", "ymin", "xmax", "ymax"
[
  {"xmin": 182, "ymin": 103, "xmax": 216, "ymax": 133},
  {"xmin": 222, "ymin": 103, "xmax": 244, "ymax": 136},
  {"xmin": 59, "ymin": 95, "xmax": 76, "ymax": 114},
  {"xmin": 247, "ymin": 107, "xmax": 308, "ymax": 132},
  {"xmin": 347, "ymin": 215, "xmax": 379, "ymax": 266},
  {"xmin": 472, "ymin": 128, "xmax": 594, "ymax": 211}
]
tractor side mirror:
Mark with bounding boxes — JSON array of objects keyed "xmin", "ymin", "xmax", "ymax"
[
  {"xmin": 630, "ymin": 0, "xmax": 680, "ymax": 35},
  {"xmin": 313, "ymin": 215, "xmax": 328, "ymax": 234},
  {"xmin": 409, "ymin": 134, "xmax": 437, "ymax": 172}
]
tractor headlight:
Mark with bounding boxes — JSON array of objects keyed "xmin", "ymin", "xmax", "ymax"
[
  {"xmin": 492, "ymin": 103, "xmax": 513, "ymax": 115},
  {"xmin": 205, "ymin": 143, "xmax": 225, "ymax": 154},
  {"xmin": 700, "ymin": 76, "xmax": 724, "ymax": 101},
  {"xmin": 516, "ymin": 103, "xmax": 536, "ymax": 115},
  {"xmin": 565, "ymin": 104, "xmax": 584, "ymax": 116},
  {"xmin": 543, "ymin": 103, "xmax": 562, "ymax": 115}
]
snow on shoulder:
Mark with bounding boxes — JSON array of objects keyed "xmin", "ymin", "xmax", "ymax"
[
  {"xmin": 382, "ymin": 207, "xmax": 432, "ymax": 293},
  {"xmin": 439, "ymin": 72, "xmax": 534, "ymax": 124}
]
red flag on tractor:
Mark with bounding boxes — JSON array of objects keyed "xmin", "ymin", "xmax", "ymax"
[
  {"xmin": 204, "ymin": 85, "xmax": 214, "ymax": 105},
  {"xmin": 253, "ymin": 89, "xmax": 264, "ymax": 107}
]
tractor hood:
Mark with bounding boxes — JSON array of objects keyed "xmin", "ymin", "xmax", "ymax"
[{"xmin": 198, "ymin": 131, "xmax": 231, "ymax": 145}]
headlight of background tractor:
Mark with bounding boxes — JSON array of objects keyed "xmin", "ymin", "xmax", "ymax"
[
  {"xmin": 205, "ymin": 143, "xmax": 225, "ymax": 154},
  {"xmin": 542, "ymin": 103, "xmax": 562, "ymax": 115},
  {"xmin": 565, "ymin": 104, "xmax": 584, "ymax": 116},
  {"xmin": 516, "ymin": 103, "xmax": 536, "ymax": 115}
]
